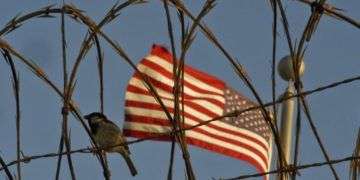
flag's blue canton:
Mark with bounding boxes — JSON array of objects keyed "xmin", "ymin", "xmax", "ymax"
[{"xmin": 222, "ymin": 87, "xmax": 272, "ymax": 141}]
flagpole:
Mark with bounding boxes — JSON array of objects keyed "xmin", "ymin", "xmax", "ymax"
[
  {"xmin": 277, "ymin": 55, "xmax": 305, "ymax": 180},
  {"xmin": 279, "ymin": 82, "xmax": 295, "ymax": 164}
]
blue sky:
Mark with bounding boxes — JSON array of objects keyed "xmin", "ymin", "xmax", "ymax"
[{"xmin": 1, "ymin": 0, "xmax": 360, "ymax": 179}]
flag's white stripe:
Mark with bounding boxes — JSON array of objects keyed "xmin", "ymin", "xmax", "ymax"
[
  {"xmin": 137, "ymin": 64, "xmax": 225, "ymax": 103},
  {"xmin": 267, "ymin": 134, "xmax": 273, "ymax": 173},
  {"xmin": 125, "ymin": 106, "xmax": 269, "ymax": 155},
  {"xmin": 129, "ymin": 78, "xmax": 224, "ymax": 111},
  {"xmin": 124, "ymin": 121, "xmax": 268, "ymax": 171},
  {"xmin": 145, "ymin": 55, "xmax": 224, "ymax": 94}
]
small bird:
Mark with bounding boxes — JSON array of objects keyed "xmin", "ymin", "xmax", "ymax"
[{"xmin": 84, "ymin": 112, "xmax": 138, "ymax": 176}]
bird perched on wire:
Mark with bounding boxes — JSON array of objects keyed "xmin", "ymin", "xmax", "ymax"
[{"xmin": 84, "ymin": 112, "xmax": 138, "ymax": 176}]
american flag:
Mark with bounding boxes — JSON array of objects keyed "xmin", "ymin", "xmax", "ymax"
[{"xmin": 123, "ymin": 44, "xmax": 272, "ymax": 174}]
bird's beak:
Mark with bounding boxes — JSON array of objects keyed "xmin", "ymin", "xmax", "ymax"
[{"xmin": 84, "ymin": 114, "xmax": 90, "ymax": 120}]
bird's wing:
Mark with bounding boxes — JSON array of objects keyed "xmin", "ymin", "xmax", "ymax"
[
  {"xmin": 104, "ymin": 119, "xmax": 120, "ymax": 129},
  {"xmin": 103, "ymin": 120, "xmax": 131, "ymax": 154}
]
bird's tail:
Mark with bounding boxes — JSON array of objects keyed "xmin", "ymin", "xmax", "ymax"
[{"xmin": 121, "ymin": 153, "xmax": 138, "ymax": 176}]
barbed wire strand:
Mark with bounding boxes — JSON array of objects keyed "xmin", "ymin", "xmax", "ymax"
[
  {"xmin": 0, "ymin": 154, "xmax": 13, "ymax": 180},
  {"xmin": 162, "ymin": 0, "xmax": 178, "ymax": 179},
  {"xmin": 60, "ymin": 5, "xmax": 77, "ymax": 179},
  {"xmin": 1, "ymin": 50, "xmax": 19, "ymax": 180},
  {"xmin": 296, "ymin": 0, "xmax": 360, "ymax": 29},
  {"xmin": 293, "ymin": 0, "xmax": 340, "ymax": 178}
]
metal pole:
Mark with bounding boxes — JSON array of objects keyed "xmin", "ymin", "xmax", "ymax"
[
  {"xmin": 276, "ymin": 55, "xmax": 305, "ymax": 180},
  {"xmin": 279, "ymin": 83, "xmax": 295, "ymax": 165}
]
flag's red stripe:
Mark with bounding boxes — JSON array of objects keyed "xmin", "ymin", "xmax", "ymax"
[
  {"xmin": 140, "ymin": 58, "xmax": 224, "ymax": 96},
  {"xmin": 124, "ymin": 129, "xmax": 267, "ymax": 173},
  {"xmin": 125, "ymin": 100, "xmax": 269, "ymax": 151},
  {"xmin": 125, "ymin": 114, "xmax": 172, "ymax": 126},
  {"xmin": 132, "ymin": 74, "xmax": 225, "ymax": 107},
  {"xmin": 127, "ymin": 85, "xmax": 225, "ymax": 109},
  {"xmin": 150, "ymin": 44, "xmax": 225, "ymax": 90},
  {"xmin": 124, "ymin": 115, "xmax": 268, "ymax": 165},
  {"xmin": 124, "ymin": 129, "xmax": 172, "ymax": 141}
]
